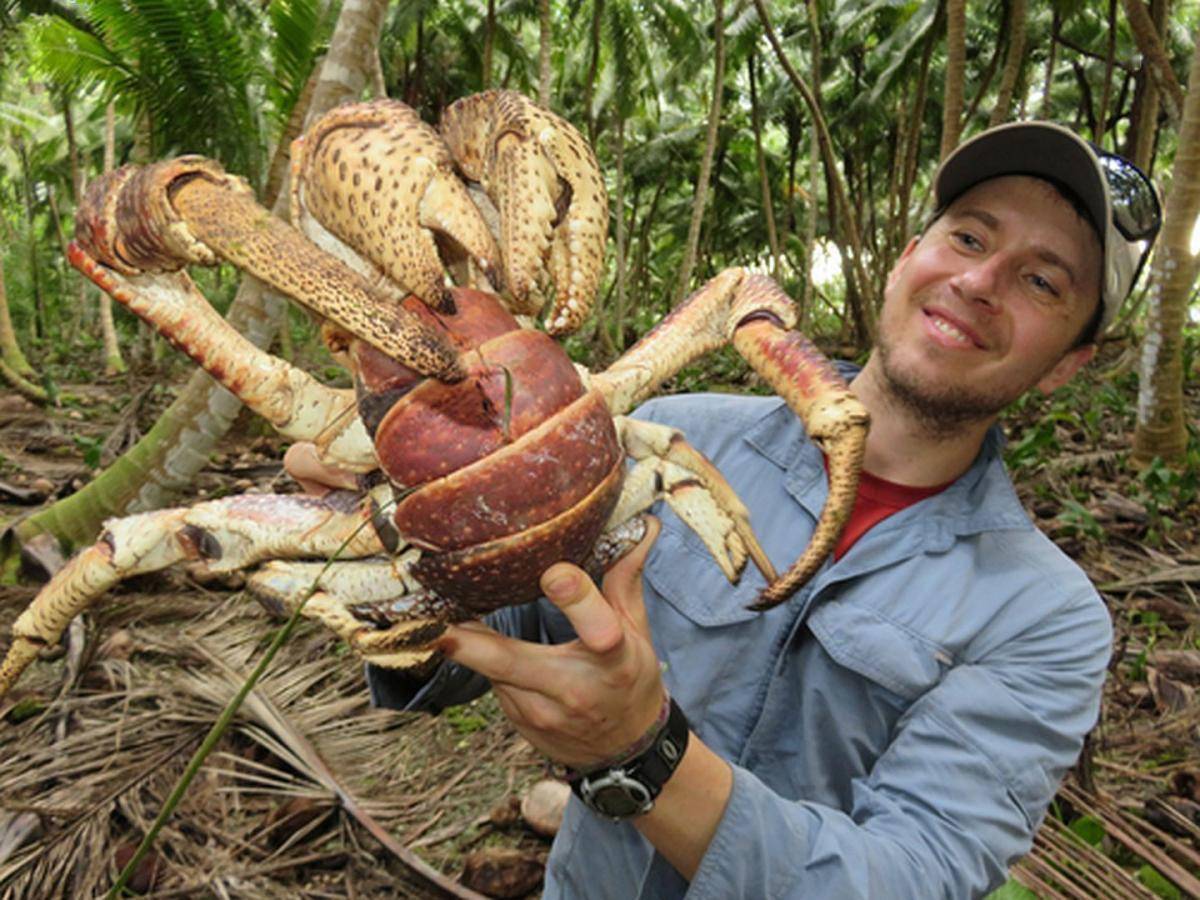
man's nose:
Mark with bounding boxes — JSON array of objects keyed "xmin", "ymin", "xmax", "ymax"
[{"xmin": 950, "ymin": 256, "xmax": 1006, "ymax": 309}]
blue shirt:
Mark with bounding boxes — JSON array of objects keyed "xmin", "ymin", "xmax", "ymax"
[{"xmin": 369, "ymin": 391, "xmax": 1111, "ymax": 899}]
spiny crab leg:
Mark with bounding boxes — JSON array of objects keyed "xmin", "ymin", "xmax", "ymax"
[
  {"xmin": 68, "ymin": 248, "xmax": 377, "ymax": 471},
  {"xmin": 74, "ymin": 157, "xmax": 465, "ymax": 383},
  {"xmin": 591, "ymin": 268, "xmax": 870, "ymax": 609},
  {"xmin": 290, "ymin": 99, "xmax": 502, "ymax": 313},
  {"xmin": 0, "ymin": 492, "xmax": 390, "ymax": 700},
  {"xmin": 440, "ymin": 90, "xmax": 608, "ymax": 335}
]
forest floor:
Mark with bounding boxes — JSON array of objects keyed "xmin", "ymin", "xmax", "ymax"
[{"xmin": 0, "ymin": 336, "xmax": 1197, "ymax": 898}]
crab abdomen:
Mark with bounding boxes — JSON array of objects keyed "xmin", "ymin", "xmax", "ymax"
[{"xmin": 361, "ymin": 287, "xmax": 624, "ymax": 611}]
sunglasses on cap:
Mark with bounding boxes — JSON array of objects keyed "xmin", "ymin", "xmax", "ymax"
[{"xmin": 1093, "ymin": 146, "xmax": 1162, "ymax": 289}]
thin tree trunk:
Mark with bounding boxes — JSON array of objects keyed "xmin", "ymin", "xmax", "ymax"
[
  {"xmin": 1132, "ymin": 35, "xmax": 1200, "ymax": 466},
  {"xmin": 989, "ymin": 0, "xmax": 1027, "ymax": 127},
  {"xmin": 100, "ymin": 101, "xmax": 127, "ymax": 374},
  {"xmin": 748, "ymin": 48, "xmax": 781, "ymax": 278},
  {"xmin": 609, "ymin": 114, "xmax": 627, "ymax": 357},
  {"xmin": 673, "ymin": 0, "xmax": 726, "ymax": 306},
  {"xmin": 482, "ymin": 0, "xmax": 495, "ymax": 90},
  {"xmin": 940, "ymin": 0, "xmax": 966, "ymax": 160},
  {"xmin": 1128, "ymin": 0, "xmax": 1169, "ymax": 171},
  {"xmin": 0, "ymin": 260, "xmax": 34, "ymax": 378},
  {"xmin": 538, "ymin": 0, "xmax": 552, "ymax": 108},
  {"xmin": 8, "ymin": 0, "xmax": 391, "ymax": 557},
  {"xmin": 61, "ymin": 93, "xmax": 92, "ymax": 347},
  {"xmin": 584, "ymin": 0, "xmax": 604, "ymax": 144},
  {"xmin": 14, "ymin": 135, "xmax": 45, "ymax": 342},
  {"xmin": 1120, "ymin": 0, "xmax": 1184, "ymax": 123},
  {"xmin": 1041, "ymin": 11, "xmax": 1060, "ymax": 118},
  {"xmin": 755, "ymin": 0, "xmax": 874, "ymax": 342},
  {"xmin": 1094, "ymin": 0, "xmax": 1118, "ymax": 144}
]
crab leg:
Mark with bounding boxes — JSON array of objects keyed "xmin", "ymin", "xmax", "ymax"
[
  {"xmin": 608, "ymin": 417, "xmax": 776, "ymax": 585},
  {"xmin": 74, "ymin": 157, "xmax": 465, "ymax": 383},
  {"xmin": 69, "ymin": 247, "xmax": 377, "ymax": 471},
  {"xmin": 440, "ymin": 91, "xmax": 608, "ymax": 335},
  {"xmin": 591, "ymin": 268, "xmax": 869, "ymax": 608},
  {"xmin": 0, "ymin": 492, "xmax": 389, "ymax": 700},
  {"xmin": 247, "ymin": 558, "xmax": 451, "ymax": 671}
]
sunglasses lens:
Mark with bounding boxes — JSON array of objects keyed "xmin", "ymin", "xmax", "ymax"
[{"xmin": 1099, "ymin": 154, "xmax": 1161, "ymax": 241}]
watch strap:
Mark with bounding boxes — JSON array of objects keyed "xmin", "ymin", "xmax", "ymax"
[{"xmin": 570, "ymin": 696, "xmax": 690, "ymax": 818}]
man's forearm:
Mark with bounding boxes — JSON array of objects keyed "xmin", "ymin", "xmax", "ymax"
[{"xmin": 635, "ymin": 733, "xmax": 733, "ymax": 880}]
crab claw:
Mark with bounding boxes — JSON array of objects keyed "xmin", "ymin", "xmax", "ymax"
[
  {"xmin": 73, "ymin": 157, "xmax": 465, "ymax": 382},
  {"xmin": 291, "ymin": 100, "xmax": 502, "ymax": 314},
  {"xmin": 439, "ymin": 90, "xmax": 608, "ymax": 335}
]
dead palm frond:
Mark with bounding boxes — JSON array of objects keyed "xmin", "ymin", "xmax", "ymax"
[{"xmin": 0, "ymin": 586, "xmax": 540, "ymax": 897}]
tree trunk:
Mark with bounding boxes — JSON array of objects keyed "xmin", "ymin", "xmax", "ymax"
[
  {"xmin": 0, "ymin": 260, "xmax": 34, "ymax": 378},
  {"xmin": 584, "ymin": 0, "xmax": 604, "ymax": 144},
  {"xmin": 1120, "ymin": 0, "xmax": 1184, "ymax": 123},
  {"xmin": 14, "ymin": 135, "xmax": 45, "ymax": 342},
  {"xmin": 538, "ymin": 0, "xmax": 552, "ymax": 108},
  {"xmin": 748, "ymin": 48, "xmax": 781, "ymax": 278},
  {"xmin": 482, "ymin": 0, "xmax": 495, "ymax": 89},
  {"xmin": 1094, "ymin": 0, "xmax": 1118, "ymax": 144},
  {"xmin": 609, "ymin": 113, "xmax": 627, "ymax": 357},
  {"xmin": 100, "ymin": 101, "xmax": 127, "ymax": 375},
  {"xmin": 755, "ymin": 0, "xmax": 873, "ymax": 342},
  {"xmin": 940, "ymin": 0, "xmax": 966, "ymax": 160},
  {"xmin": 1041, "ymin": 10, "xmax": 1060, "ymax": 118},
  {"xmin": 1126, "ymin": 0, "xmax": 1169, "ymax": 171},
  {"xmin": 7, "ymin": 0, "xmax": 391, "ymax": 558},
  {"xmin": 674, "ymin": 0, "xmax": 726, "ymax": 306},
  {"xmin": 1132, "ymin": 35, "xmax": 1200, "ymax": 466},
  {"xmin": 989, "ymin": 0, "xmax": 1027, "ymax": 127}
]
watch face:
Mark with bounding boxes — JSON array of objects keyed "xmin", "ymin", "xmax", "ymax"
[{"xmin": 582, "ymin": 772, "xmax": 654, "ymax": 819}]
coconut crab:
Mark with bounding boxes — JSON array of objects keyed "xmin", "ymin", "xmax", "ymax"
[{"xmin": 0, "ymin": 90, "xmax": 868, "ymax": 698}]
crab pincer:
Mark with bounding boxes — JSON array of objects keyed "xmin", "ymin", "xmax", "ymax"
[{"xmin": 439, "ymin": 90, "xmax": 609, "ymax": 336}]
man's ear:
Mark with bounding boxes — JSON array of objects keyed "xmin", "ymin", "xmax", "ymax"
[
  {"xmin": 1037, "ymin": 343, "xmax": 1097, "ymax": 394},
  {"xmin": 886, "ymin": 237, "xmax": 921, "ymax": 290}
]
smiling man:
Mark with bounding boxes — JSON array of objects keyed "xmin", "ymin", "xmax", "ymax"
[{"xmin": 368, "ymin": 123, "xmax": 1162, "ymax": 898}]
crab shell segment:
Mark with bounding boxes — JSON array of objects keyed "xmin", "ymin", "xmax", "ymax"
[
  {"xmin": 351, "ymin": 286, "xmax": 625, "ymax": 615},
  {"xmin": 440, "ymin": 90, "xmax": 608, "ymax": 336}
]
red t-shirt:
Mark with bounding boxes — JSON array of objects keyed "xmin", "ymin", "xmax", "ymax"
[{"xmin": 833, "ymin": 469, "xmax": 952, "ymax": 560}]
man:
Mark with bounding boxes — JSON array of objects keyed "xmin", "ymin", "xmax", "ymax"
[{"xmin": 366, "ymin": 123, "xmax": 1161, "ymax": 897}]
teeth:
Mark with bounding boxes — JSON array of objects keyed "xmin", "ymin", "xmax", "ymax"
[{"xmin": 930, "ymin": 314, "xmax": 971, "ymax": 344}]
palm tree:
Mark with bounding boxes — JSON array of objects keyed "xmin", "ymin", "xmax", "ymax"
[{"xmin": 1132, "ymin": 32, "xmax": 1200, "ymax": 466}]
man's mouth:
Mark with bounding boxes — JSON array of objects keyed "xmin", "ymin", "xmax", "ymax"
[{"xmin": 923, "ymin": 309, "xmax": 985, "ymax": 349}]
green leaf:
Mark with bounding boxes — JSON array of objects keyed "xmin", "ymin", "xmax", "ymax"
[
  {"xmin": 1137, "ymin": 865, "xmax": 1182, "ymax": 900},
  {"xmin": 983, "ymin": 878, "xmax": 1039, "ymax": 900},
  {"xmin": 1068, "ymin": 814, "xmax": 1105, "ymax": 846}
]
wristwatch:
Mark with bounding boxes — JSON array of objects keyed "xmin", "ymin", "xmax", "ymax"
[{"xmin": 570, "ymin": 697, "xmax": 690, "ymax": 820}]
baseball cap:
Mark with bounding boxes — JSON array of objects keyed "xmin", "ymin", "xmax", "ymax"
[{"xmin": 934, "ymin": 121, "xmax": 1162, "ymax": 334}]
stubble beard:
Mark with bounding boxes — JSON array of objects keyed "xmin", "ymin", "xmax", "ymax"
[{"xmin": 874, "ymin": 331, "xmax": 1020, "ymax": 440}]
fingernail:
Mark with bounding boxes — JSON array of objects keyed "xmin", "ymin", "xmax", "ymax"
[{"xmin": 543, "ymin": 569, "xmax": 578, "ymax": 597}]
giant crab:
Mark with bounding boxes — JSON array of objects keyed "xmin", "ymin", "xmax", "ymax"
[{"xmin": 0, "ymin": 90, "xmax": 868, "ymax": 698}]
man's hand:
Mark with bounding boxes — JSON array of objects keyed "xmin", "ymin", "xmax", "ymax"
[
  {"xmin": 283, "ymin": 441, "xmax": 360, "ymax": 495},
  {"xmin": 437, "ymin": 518, "xmax": 666, "ymax": 771}
]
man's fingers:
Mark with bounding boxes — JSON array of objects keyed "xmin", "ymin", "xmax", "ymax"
[
  {"xmin": 540, "ymin": 563, "xmax": 624, "ymax": 655},
  {"xmin": 602, "ymin": 515, "xmax": 660, "ymax": 631},
  {"xmin": 438, "ymin": 622, "xmax": 541, "ymax": 686}
]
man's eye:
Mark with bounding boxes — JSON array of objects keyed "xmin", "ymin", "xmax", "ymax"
[
  {"xmin": 953, "ymin": 232, "xmax": 983, "ymax": 250},
  {"xmin": 1028, "ymin": 273, "xmax": 1061, "ymax": 297}
]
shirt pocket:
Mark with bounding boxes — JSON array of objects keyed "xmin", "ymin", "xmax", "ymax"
[
  {"xmin": 807, "ymin": 597, "xmax": 953, "ymax": 702},
  {"xmin": 642, "ymin": 518, "xmax": 763, "ymax": 628}
]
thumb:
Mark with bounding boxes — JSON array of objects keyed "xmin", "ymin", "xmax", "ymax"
[{"xmin": 601, "ymin": 515, "xmax": 660, "ymax": 629}]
